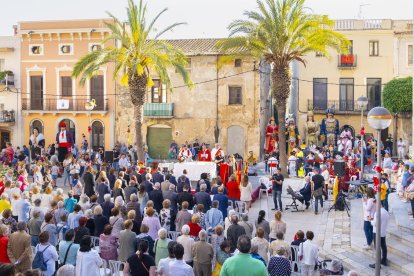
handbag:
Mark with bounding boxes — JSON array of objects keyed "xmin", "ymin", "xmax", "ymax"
[{"xmin": 313, "ymin": 187, "xmax": 323, "ymax": 197}]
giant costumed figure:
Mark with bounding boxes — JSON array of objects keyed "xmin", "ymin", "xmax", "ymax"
[
  {"xmin": 285, "ymin": 115, "xmax": 300, "ymax": 154},
  {"xmin": 29, "ymin": 127, "xmax": 45, "ymax": 159},
  {"xmin": 320, "ymin": 107, "xmax": 340, "ymax": 146},
  {"xmin": 56, "ymin": 122, "xmax": 74, "ymax": 162},
  {"xmin": 304, "ymin": 111, "xmax": 319, "ymax": 147},
  {"xmin": 264, "ymin": 117, "xmax": 278, "ymax": 154}
]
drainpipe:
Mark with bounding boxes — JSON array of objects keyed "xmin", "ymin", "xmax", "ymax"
[{"xmin": 214, "ymin": 55, "xmax": 220, "ymax": 143}]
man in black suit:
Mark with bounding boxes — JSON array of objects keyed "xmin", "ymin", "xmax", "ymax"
[
  {"xmin": 83, "ymin": 166, "xmax": 96, "ymax": 197},
  {"xmin": 168, "ymin": 171, "xmax": 177, "ymax": 185},
  {"xmin": 149, "ymin": 183, "xmax": 164, "ymax": 213},
  {"xmin": 177, "ymin": 174, "xmax": 190, "ymax": 193},
  {"xmin": 194, "ymin": 184, "xmax": 211, "ymax": 211},
  {"xmin": 177, "ymin": 185, "xmax": 194, "ymax": 210},
  {"xmin": 299, "ymin": 176, "xmax": 312, "ymax": 209},
  {"xmin": 153, "ymin": 168, "xmax": 164, "ymax": 184},
  {"xmin": 142, "ymin": 174, "xmax": 153, "ymax": 194},
  {"xmin": 163, "ymin": 183, "xmax": 179, "ymax": 231}
]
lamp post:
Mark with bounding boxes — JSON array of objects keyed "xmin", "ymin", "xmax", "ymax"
[
  {"xmin": 85, "ymin": 99, "xmax": 96, "ymax": 156},
  {"xmin": 357, "ymin": 96, "xmax": 368, "ymax": 179},
  {"xmin": 367, "ymin": 107, "xmax": 392, "ymax": 276}
]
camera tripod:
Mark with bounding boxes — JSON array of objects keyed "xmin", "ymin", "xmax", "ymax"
[{"xmin": 328, "ymin": 189, "xmax": 350, "ymax": 217}]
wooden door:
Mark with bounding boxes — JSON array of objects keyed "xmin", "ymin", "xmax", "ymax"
[
  {"xmin": 30, "ymin": 76, "xmax": 43, "ymax": 110},
  {"xmin": 90, "ymin": 76, "xmax": 104, "ymax": 110}
]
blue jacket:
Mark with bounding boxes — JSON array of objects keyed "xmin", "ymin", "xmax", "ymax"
[{"xmin": 213, "ymin": 193, "xmax": 229, "ymax": 218}]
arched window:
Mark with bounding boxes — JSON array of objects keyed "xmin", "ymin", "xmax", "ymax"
[
  {"xmin": 92, "ymin": 121, "xmax": 104, "ymax": 150},
  {"xmin": 30, "ymin": 119, "xmax": 44, "ymax": 135}
]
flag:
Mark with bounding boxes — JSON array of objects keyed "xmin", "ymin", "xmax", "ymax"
[
  {"xmin": 244, "ymin": 161, "xmax": 248, "ymax": 176},
  {"xmin": 236, "ymin": 161, "xmax": 242, "ymax": 184},
  {"xmin": 333, "ymin": 176, "xmax": 339, "ymax": 203}
]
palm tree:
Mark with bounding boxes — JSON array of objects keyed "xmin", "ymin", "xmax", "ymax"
[
  {"xmin": 218, "ymin": 0, "xmax": 349, "ymax": 175},
  {"xmin": 73, "ymin": 0, "xmax": 192, "ymax": 161}
]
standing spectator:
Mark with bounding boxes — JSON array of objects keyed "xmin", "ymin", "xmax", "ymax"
[
  {"xmin": 255, "ymin": 210, "xmax": 270, "ymax": 241},
  {"xmin": 192, "ymin": 230, "xmax": 213, "ymax": 276},
  {"xmin": 123, "ymin": 240, "xmax": 156, "ymax": 276},
  {"xmin": 109, "ymin": 207, "xmax": 124, "ymax": 239},
  {"xmin": 268, "ymin": 246, "xmax": 291, "ymax": 276},
  {"xmin": 92, "ymin": 206, "xmax": 108, "ymax": 237},
  {"xmin": 210, "ymin": 225, "xmax": 225, "ymax": 270},
  {"xmin": 136, "ymin": 224, "xmax": 155, "ymax": 257},
  {"xmin": 128, "ymin": 210, "xmax": 141, "ymax": 235},
  {"xmin": 194, "ymin": 204, "xmax": 206, "ymax": 231},
  {"xmin": 177, "ymin": 225, "xmax": 195, "ymax": 266},
  {"xmin": 227, "ymin": 216, "xmax": 246, "ymax": 252},
  {"xmin": 58, "ymin": 229, "xmax": 80, "ymax": 267},
  {"xmin": 154, "ymin": 228, "xmax": 172, "ymax": 266},
  {"xmin": 250, "ymin": 244, "xmax": 266, "ymax": 266},
  {"xmin": 240, "ymin": 175, "xmax": 252, "ymax": 210},
  {"xmin": 124, "ymin": 180, "xmax": 138, "ymax": 203},
  {"xmin": 76, "ymin": 236, "xmax": 103, "ymax": 276},
  {"xmin": 7, "ymin": 222, "xmax": 32, "ymax": 273},
  {"xmin": 126, "ymin": 194, "xmax": 142, "ymax": 227},
  {"xmin": 74, "ymin": 217, "xmax": 90, "ymax": 244},
  {"xmin": 112, "ymin": 179, "xmax": 125, "ymax": 200},
  {"xmin": 99, "ymin": 224, "xmax": 119, "ymax": 262},
  {"xmin": 311, "ymin": 167, "xmax": 324, "ymax": 215},
  {"xmin": 213, "ymin": 187, "xmax": 228, "ymax": 218},
  {"xmin": 34, "ymin": 231, "xmax": 59, "ymax": 276},
  {"xmin": 138, "ymin": 184, "xmax": 150, "ymax": 215},
  {"xmin": 27, "ymin": 210, "xmax": 42, "ymax": 246},
  {"xmin": 226, "ymin": 175, "xmax": 240, "ymax": 205},
  {"xmin": 270, "ymin": 232, "xmax": 290, "ymax": 258},
  {"xmin": 369, "ymin": 205, "xmax": 390, "ymax": 268},
  {"xmin": 1, "ymin": 209, "xmax": 17, "ymax": 233},
  {"xmin": 119, "ymin": 219, "xmax": 137, "ymax": 262},
  {"xmin": 157, "ymin": 241, "xmax": 177, "ymax": 276},
  {"xmin": 187, "ymin": 214, "xmax": 202, "ymax": 237},
  {"xmin": 84, "ymin": 209, "xmax": 95, "ymax": 235},
  {"xmin": 142, "ymin": 207, "xmax": 161, "ymax": 240},
  {"xmin": 271, "ymin": 168, "xmax": 284, "ymax": 211},
  {"xmin": 269, "ymin": 210, "xmax": 286, "ymax": 241},
  {"xmin": 212, "ymin": 240, "xmax": 231, "ymax": 276},
  {"xmin": 176, "ymin": 201, "xmax": 192, "ymax": 232},
  {"xmin": 178, "ymin": 185, "xmax": 194, "ymax": 210},
  {"xmin": 163, "ymin": 184, "xmax": 179, "ymax": 214},
  {"xmin": 143, "ymin": 174, "xmax": 154, "ymax": 194},
  {"xmin": 153, "ymin": 168, "xmax": 165, "ymax": 184},
  {"xmin": 298, "ymin": 231, "xmax": 319, "ymax": 275},
  {"xmin": 160, "ymin": 199, "xmax": 172, "ymax": 231},
  {"xmin": 54, "ymin": 201, "xmax": 69, "ymax": 225},
  {"xmin": 150, "ymin": 183, "xmax": 164, "ymax": 213},
  {"xmin": 96, "ymin": 177, "xmax": 111, "ymax": 204},
  {"xmin": 362, "ymin": 188, "xmax": 375, "ymax": 250},
  {"xmin": 220, "ymin": 235, "xmax": 268, "ymax": 276},
  {"xmin": 41, "ymin": 213, "xmax": 59, "ymax": 246},
  {"xmin": 251, "ymin": 227, "xmax": 270, "ymax": 264},
  {"xmin": 83, "ymin": 166, "xmax": 96, "ymax": 197},
  {"xmin": 101, "ymin": 194, "xmax": 114, "ymax": 220},
  {"xmin": 0, "ymin": 224, "xmax": 11, "ymax": 263},
  {"xmin": 161, "ymin": 174, "xmax": 172, "ymax": 192},
  {"xmin": 68, "ymin": 204, "xmax": 83, "ymax": 229},
  {"xmin": 169, "ymin": 243, "xmax": 194, "ymax": 276},
  {"xmin": 239, "ymin": 214, "xmax": 254, "ymax": 239},
  {"xmin": 64, "ymin": 191, "xmax": 77, "ymax": 213},
  {"xmin": 194, "ymin": 184, "xmax": 211, "ymax": 211}
]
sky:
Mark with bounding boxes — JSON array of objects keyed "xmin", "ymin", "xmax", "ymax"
[{"xmin": 0, "ymin": 0, "xmax": 412, "ymax": 38}]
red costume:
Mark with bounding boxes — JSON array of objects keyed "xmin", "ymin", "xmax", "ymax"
[
  {"xmin": 265, "ymin": 123, "xmax": 278, "ymax": 154},
  {"xmin": 198, "ymin": 149, "xmax": 211, "ymax": 161},
  {"xmin": 226, "ymin": 180, "xmax": 241, "ymax": 201}
]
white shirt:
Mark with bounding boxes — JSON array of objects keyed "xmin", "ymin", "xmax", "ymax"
[
  {"xmin": 158, "ymin": 257, "xmax": 176, "ymax": 276},
  {"xmin": 372, "ymin": 207, "xmax": 389, "ymax": 237},
  {"xmin": 299, "ymin": 240, "xmax": 319, "ymax": 266},
  {"xmin": 168, "ymin": 259, "xmax": 194, "ymax": 276},
  {"xmin": 211, "ymin": 148, "xmax": 224, "ymax": 159},
  {"xmin": 76, "ymin": 250, "xmax": 103, "ymax": 276},
  {"xmin": 321, "ymin": 170, "xmax": 330, "ymax": 184},
  {"xmin": 176, "ymin": 235, "xmax": 194, "ymax": 262},
  {"xmin": 119, "ymin": 157, "xmax": 131, "ymax": 168},
  {"xmin": 59, "ymin": 131, "xmax": 68, "ymax": 143},
  {"xmin": 362, "ymin": 198, "xmax": 375, "ymax": 221},
  {"xmin": 397, "ymin": 140, "xmax": 405, "ymax": 150}
]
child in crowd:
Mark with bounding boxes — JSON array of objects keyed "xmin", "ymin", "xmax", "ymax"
[
  {"xmin": 72, "ymin": 174, "xmax": 82, "ymax": 202},
  {"xmin": 51, "ymin": 162, "xmax": 60, "ymax": 188},
  {"xmin": 43, "ymin": 168, "xmax": 53, "ymax": 190},
  {"xmin": 288, "ymin": 151, "xmax": 297, "ymax": 177}
]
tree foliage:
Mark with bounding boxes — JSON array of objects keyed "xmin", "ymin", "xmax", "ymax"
[{"xmin": 383, "ymin": 77, "xmax": 412, "ymax": 113}]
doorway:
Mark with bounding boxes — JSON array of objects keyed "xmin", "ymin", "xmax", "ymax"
[
  {"xmin": 58, "ymin": 119, "xmax": 76, "ymax": 144},
  {"xmin": 0, "ymin": 130, "xmax": 10, "ymax": 150}
]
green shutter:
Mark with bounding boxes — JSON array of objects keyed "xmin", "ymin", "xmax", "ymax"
[{"xmin": 147, "ymin": 127, "xmax": 172, "ymax": 159}]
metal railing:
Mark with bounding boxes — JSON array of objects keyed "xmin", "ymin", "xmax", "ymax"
[
  {"xmin": 144, "ymin": 103, "xmax": 174, "ymax": 117},
  {"xmin": 0, "ymin": 110, "xmax": 15, "ymax": 123},
  {"xmin": 21, "ymin": 98, "xmax": 108, "ymax": 112},
  {"xmin": 308, "ymin": 100, "xmax": 373, "ymax": 113},
  {"xmin": 338, "ymin": 54, "xmax": 357, "ymax": 68}
]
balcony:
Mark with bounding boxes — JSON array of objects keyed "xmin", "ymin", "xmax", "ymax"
[
  {"xmin": 308, "ymin": 100, "xmax": 371, "ymax": 114},
  {"xmin": 338, "ymin": 54, "xmax": 357, "ymax": 68},
  {"xmin": 22, "ymin": 98, "xmax": 108, "ymax": 113},
  {"xmin": 144, "ymin": 103, "xmax": 174, "ymax": 118},
  {"xmin": 0, "ymin": 110, "xmax": 15, "ymax": 126}
]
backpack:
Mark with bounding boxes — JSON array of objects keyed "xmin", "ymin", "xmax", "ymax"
[{"xmin": 32, "ymin": 244, "xmax": 51, "ymax": 271}]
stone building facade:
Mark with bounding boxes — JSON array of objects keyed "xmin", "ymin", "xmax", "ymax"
[{"xmin": 116, "ymin": 39, "xmax": 271, "ymax": 159}]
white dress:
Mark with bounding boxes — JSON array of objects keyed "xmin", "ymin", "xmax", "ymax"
[{"xmin": 240, "ymin": 182, "xmax": 252, "ymax": 202}]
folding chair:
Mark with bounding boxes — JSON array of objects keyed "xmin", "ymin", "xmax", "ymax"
[
  {"xmin": 109, "ymin": 260, "xmax": 124, "ymax": 276},
  {"xmin": 168, "ymin": 231, "xmax": 181, "ymax": 241}
]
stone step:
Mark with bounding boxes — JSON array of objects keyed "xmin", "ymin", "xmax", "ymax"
[
  {"xmin": 386, "ymin": 236, "xmax": 414, "ymax": 259},
  {"xmin": 388, "ymin": 223, "xmax": 414, "ymax": 248}
]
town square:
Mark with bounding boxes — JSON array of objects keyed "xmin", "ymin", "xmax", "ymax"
[{"xmin": 0, "ymin": 0, "xmax": 413, "ymax": 275}]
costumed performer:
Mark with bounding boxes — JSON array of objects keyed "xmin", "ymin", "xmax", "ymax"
[
  {"xmin": 320, "ymin": 107, "xmax": 340, "ymax": 146},
  {"xmin": 56, "ymin": 122, "xmax": 74, "ymax": 162},
  {"xmin": 265, "ymin": 117, "xmax": 278, "ymax": 154},
  {"xmin": 285, "ymin": 115, "xmax": 300, "ymax": 154},
  {"xmin": 304, "ymin": 111, "xmax": 319, "ymax": 147},
  {"xmin": 29, "ymin": 127, "xmax": 45, "ymax": 159}
]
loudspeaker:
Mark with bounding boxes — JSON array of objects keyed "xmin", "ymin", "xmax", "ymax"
[
  {"xmin": 334, "ymin": 160, "xmax": 346, "ymax": 177},
  {"xmin": 104, "ymin": 151, "xmax": 113, "ymax": 163}
]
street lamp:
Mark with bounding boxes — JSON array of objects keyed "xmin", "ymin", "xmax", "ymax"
[
  {"xmin": 85, "ymin": 99, "xmax": 96, "ymax": 156},
  {"xmin": 357, "ymin": 96, "xmax": 368, "ymax": 179},
  {"xmin": 367, "ymin": 107, "xmax": 392, "ymax": 276}
]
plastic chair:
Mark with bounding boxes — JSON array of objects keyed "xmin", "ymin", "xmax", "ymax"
[
  {"xmin": 91, "ymin": 236, "xmax": 100, "ymax": 253},
  {"xmin": 100, "ymin": 259, "xmax": 111, "ymax": 276},
  {"xmin": 109, "ymin": 260, "xmax": 124, "ymax": 276},
  {"xmin": 348, "ymin": 175, "xmax": 358, "ymax": 199},
  {"xmin": 289, "ymin": 245, "xmax": 302, "ymax": 275},
  {"xmin": 235, "ymin": 201, "xmax": 247, "ymax": 215},
  {"xmin": 168, "ymin": 231, "xmax": 181, "ymax": 241}
]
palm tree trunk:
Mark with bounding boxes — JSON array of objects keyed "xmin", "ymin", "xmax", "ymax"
[
  {"xmin": 272, "ymin": 65, "xmax": 291, "ymax": 177},
  {"xmin": 128, "ymin": 73, "xmax": 147, "ymax": 162}
]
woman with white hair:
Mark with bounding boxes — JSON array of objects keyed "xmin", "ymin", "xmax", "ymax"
[
  {"xmin": 224, "ymin": 209, "xmax": 236, "ymax": 238},
  {"xmin": 56, "ymin": 264, "xmax": 75, "ymax": 276},
  {"xmin": 176, "ymin": 224, "xmax": 194, "ymax": 266},
  {"xmin": 114, "ymin": 195, "xmax": 128, "ymax": 220},
  {"xmin": 79, "ymin": 194, "xmax": 90, "ymax": 213},
  {"xmin": 154, "ymin": 227, "xmax": 172, "ymax": 266}
]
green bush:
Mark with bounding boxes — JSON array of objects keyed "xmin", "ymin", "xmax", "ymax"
[{"xmin": 383, "ymin": 77, "xmax": 412, "ymax": 113}]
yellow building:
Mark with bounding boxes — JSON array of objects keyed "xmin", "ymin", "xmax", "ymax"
[
  {"xmin": 18, "ymin": 19, "xmax": 116, "ymax": 151},
  {"xmin": 296, "ymin": 19, "xmax": 410, "ymax": 143}
]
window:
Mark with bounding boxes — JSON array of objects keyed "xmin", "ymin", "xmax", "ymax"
[
  {"xmin": 408, "ymin": 45, "xmax": 413, "ymax": 66},
  {"xmin": 59, "ymin": 44, "xmax": 73, "ymax": 55},
  {"xmin": 61, "ymin": 76, "xmax": 72, "ymax": 97},
  {"xmin": 369, "ymin": 41, "xmax": 379, "ymax": 56},
  {"xmin": 235, "ymin": 59, "xmax": 242, "ymax": 67},
  {"xmin": 313, "ymin": 78, "xmax": 327, "ymax": 110},
  {"xmin": 89, "ymin": 43, "xmax": 102, "ymax": 52},
  {"xmin": 30, "ymin": 76, "xmax": 43, "ymax": 110},
  {"xmin": 367, "ymin": 78, "xmax": 382, "ymax": 109},
  {"xmin": 228, "ymin": 86, "xmax": 242, "ymax": 105},
  {"xmin": 29, "ymin": 44, "xmax": 43, "ymax": 55},
  {"xmin": 90, "ymin": 76, "xmax": 104, "ymax": 110},
  {"xmin": 339, "ymin": 78, "xmax": 354, "ymax": 111},
  {"xmin": 150, "ymin": 79, "xmax": 167, "ymax": 103}
]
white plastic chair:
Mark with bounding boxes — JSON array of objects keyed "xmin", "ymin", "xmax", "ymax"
[
  {"xmin": 91, "ymin": 236, "xmax": 100, "ymax": 253},
  {"xmin": 168, "ymin": 231, "xmax": 181, "ymax": 241},
  {"xmin": 289, "ymin": 245, "xmax": 302, "ymax": 275},
  {"xmin": 100, "ymin": 259, "xmax": 111, "ymax": 276},
  {"xmin": 109, "ymin": 260, "xmax": 124, "ymax": 276},
  {"xmin": 235, "ymin": 201, "xmax": 247, "ymax": 215},
  {"xmin": 348, "ymin": 175, "xmax": 358, "ymax": 199}
]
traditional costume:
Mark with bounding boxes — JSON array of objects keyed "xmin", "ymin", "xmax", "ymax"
[
  {"xmin": 198, "ymin": 144, "xmax": 211, "ymax": 161},
  {"xmin": 304, "ymin": 111, "xmax": 319, "ymax": 147},
  {"xmin": 340, "ymin": 129, "xmax": 353, "ymax": 156},
  {"xmin": 178, "ymin": 146, "xmax": 192, "ymax": 162},
  {"xmin": 211, "ymin": 145, "xmax": 225, "ymax": 166},
  {"xmin": 320, "ymin": 107, "xmax": 340, "ymax": 146},
  {"xmin": 285, "ymin": 116, "xmax": 300, "ymax": 154},
  {"xmin": 56, "ymin": 122, "xmax": 74, "ymax": 162},
  {"xmin": 265, "ymin": 118, "xmax": 278, "ymax": 154},
  {"xmin": 29, "ymin": 130, "xmax": 45, "ymax": 159}
]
